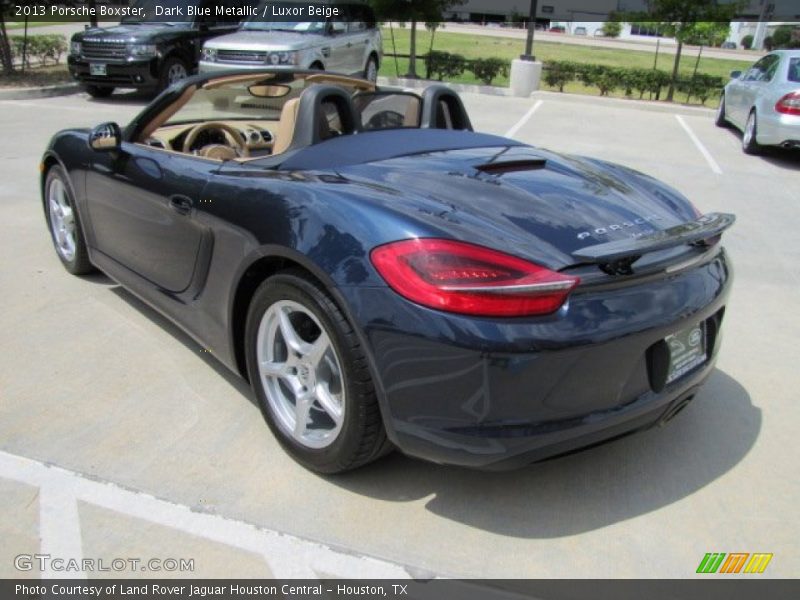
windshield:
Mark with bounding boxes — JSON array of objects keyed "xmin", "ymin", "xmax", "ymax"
[
  {"xmin": 789, "ymin": 58, "xmax": 800, "ymax": 83},
  {"xmin": 122, "ymin": 0, "xmax": 196, "ymax": 24}
]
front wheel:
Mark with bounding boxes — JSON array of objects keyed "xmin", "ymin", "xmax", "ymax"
[
  {"xmin": 44, "ymin": 166, "xmax": 94, "ymax": 275},
  {"xmin": 158, "ymin": 57, "xmax": 189, "ymax": 92},
  {"xmin": 245, "ymin": 271, "xmax": 390, "ymax": 473},
  {"xmin": 742, "ymin": 110, "xmax": 762, "ymax": 155}
]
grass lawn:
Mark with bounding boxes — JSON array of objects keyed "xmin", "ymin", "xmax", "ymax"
[
  {"xmin": 5, "ymin": 21, "xmax": 62, "ymax": 30},
  {"xmin": 0, "ymin": 64, "xmax": 71, "ymax": 88},
  {"xmin": 380, "ymin": 27, "xmax": 753, "ymax": 106}
]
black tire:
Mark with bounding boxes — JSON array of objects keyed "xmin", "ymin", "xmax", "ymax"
[
  {"xmin": 84, "ymin": 85, "xmax": 114, "ymax": 98},
  {"xmin": 158, "ymin": 56, "xmax": 189, "ymax": 92},
  {"xmin": 742, "ymin": 110, "xmax": 762, "ymax": 155},
  {"xmin": 245, "ymin": 270, "xmax": 391, "ymax": 473},
  {"xmin": 364, "ymin": 55, "xmax": 379, "ymax": 83},
  {"xmin": 715, "ymin": 93, "xmax": 728, "ymax": 127},
  {"xmin": 44, "ymin": 166, "xmax": 94, "ymax": 275}
]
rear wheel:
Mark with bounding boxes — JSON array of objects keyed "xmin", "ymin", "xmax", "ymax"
[
  {"xmin": 742, "ymin": 110, "xmax": 762, "ymax": 155},
  {"xmin": 714, "ymin": 93, "xmax": 728, "ymax": 127},
  {"xmin": 245, "ymin": 271, "xmax": 390, "ymax": 473},
  {"xmin": 84, "ymin": 85, "xmax": 114, "ymax": 98},
  {"xmin": 364, "ymin": 55, "xmax": 378, "ymax": 83},
  {"xmin": 44, "ymin": 166, "xmax": 94, "ymax": 275}
]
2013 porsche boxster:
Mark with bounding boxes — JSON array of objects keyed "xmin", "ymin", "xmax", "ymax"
[{"xmin": 41, "ymin": 70, "xmax": 734, "ymax": 472}]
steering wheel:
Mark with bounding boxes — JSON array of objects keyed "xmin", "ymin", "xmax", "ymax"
[{"xmin": 182, "ymin": 121, "xmax": 249, "ymax": 158}]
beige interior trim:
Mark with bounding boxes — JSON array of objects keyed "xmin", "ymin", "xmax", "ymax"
[
  {"xmin": 271, "ymin": 98, "xmax": 301, "ymax": 156},
  {"xmin": 202, "ymin": 73, "xmax": 277, "ymax": 89},
  {"xmin": 306, "ymin": 73, "xmax": 375, "ymax": 91}
]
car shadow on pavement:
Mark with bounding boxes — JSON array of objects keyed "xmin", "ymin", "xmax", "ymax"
[
  {"xmin": 107, "ymin": 285, "xmax": 257, "ymax": 407},
  {"xmin": 329, "ymin": 369, "xmax": 759, "ymax": 538},
  {"xmin": 85, "ymin": 89, "xmax": 154, "ymax": 106},
  {"xmin": 723, "ymin": 128, "xmax": 800, "ymax": 170}
]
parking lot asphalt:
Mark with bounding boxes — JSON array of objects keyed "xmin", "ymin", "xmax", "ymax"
[{"xmin": 1, "ymin": 88, "xmax": 798, "ymax": 579}]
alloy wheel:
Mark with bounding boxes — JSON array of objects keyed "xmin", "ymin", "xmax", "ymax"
[
  {"xmin": 168, "ymin": 63, "xmax": 187, "ymax": 85},
  {"xmin": 48, "ymin": 178, "xmax": 76, "ymax": 262},
  {"xmin": 256, "ymin": 300, "xmax": 345, "ymax": 449}
]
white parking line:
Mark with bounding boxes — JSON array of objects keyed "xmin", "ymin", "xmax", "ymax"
[
  {"xmin": 505, "ymin": 100, "xmax": 544, "ymax": 139},
  {"xmin": 675, "ymin": 115, "xmax": 723, "ymax": 175},
  {"xmin": 0, "ymin": 450, "xmax": 418, "ymax": 579}
]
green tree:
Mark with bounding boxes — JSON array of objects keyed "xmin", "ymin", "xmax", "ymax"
[
  {"xmin": 368, "ymin": 0, "xmax": 464, "ymax": 78},
  {"xmin": 639, "ymin": 0, "xmax": 740, "ymax": 102},
  {"xmin": 602, "ymin": 21, "xmax": 622, "ymax": 38},
  {"xmin": 771, "ymin": 25, "xmax": 798, "ymax": 49}
]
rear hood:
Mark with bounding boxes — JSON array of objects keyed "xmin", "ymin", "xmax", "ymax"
[{"xmin": 338, "ymin": 146, "xmax": 700, "ymax": 268}]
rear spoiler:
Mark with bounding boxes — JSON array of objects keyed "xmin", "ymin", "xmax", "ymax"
[{"xmin": 573, "ymin": 212, "xmax": 736, "ymax": 264}]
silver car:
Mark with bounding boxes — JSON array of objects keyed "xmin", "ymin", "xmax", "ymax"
[
  {"xmin": 716, "ymin": 49, "xmax": 800, "ymax": 154},
  {"xmin": 199, "ymin": 2, "xmax": 382, "ymax": 82}
]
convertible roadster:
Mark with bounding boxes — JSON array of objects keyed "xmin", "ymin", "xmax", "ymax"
[{"xmin": 41, "ymin": 70, "xmax": 734, "ymax": 472}]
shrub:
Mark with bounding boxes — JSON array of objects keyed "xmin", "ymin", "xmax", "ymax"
[
  {"xmin": 543, "ymin": 60, "xmax": 578, "ymax": 92},
  {"xmin": 677, "ymin": 73, "xmax": 725, "ymax": 105},
  {"xmin": 602, "ymin": 21, "xmax": 622, "ymax": 38},
  {"xmin": 741, "ymin": 34, "xmax": 753, "ymax": 49},
  {"xmin": 469, "ymin": 57, "xmax": 509, "ymax": 85},
  {"xmin": 426, "ymin": 51, "xmax": 466, "ymax": 81},
  {"xmin": 10, "ymin": 34, "xmax": 67, "ymax": 66}
]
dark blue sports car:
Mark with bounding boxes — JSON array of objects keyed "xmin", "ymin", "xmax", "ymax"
[{"xmin": 41, "ymin": 70, "xmax": 734, "ymax": 472}]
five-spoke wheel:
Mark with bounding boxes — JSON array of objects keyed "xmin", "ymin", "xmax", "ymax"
[
  {"xmin": 245, "ymin": 271, "xmax": 390, "ymax": 473},
  {"xmin": 44, "ymin": 166, "xmax": 94, "ymax": 275}
]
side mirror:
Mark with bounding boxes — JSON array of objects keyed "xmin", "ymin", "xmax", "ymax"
[
  {"xmin": 88, "ymin": 122, "xmax": 122, "ymax": 152},
  {"xmin": 328, "ymin": 21, "xmax": 346, "ymax": 35},
  {"xmin": 730, "ymin": 70, "xmax": 741, "ymax": 79}
]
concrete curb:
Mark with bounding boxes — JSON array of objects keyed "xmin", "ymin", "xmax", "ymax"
[
  {"xmin": 0, "ymin": 82, "xmax": 80, "ymax": 100},
  {"xmin": 378, "ymin": 76, "xmax": 511, "ymax": 97},
  {"xmin": 377, "ymin": 77, "xmax": 716, "ymax": 117}
]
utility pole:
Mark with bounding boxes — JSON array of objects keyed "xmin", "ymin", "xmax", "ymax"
[{"xmin": 521, "ymin": 0, "xmax": 538, "ymax": 60}]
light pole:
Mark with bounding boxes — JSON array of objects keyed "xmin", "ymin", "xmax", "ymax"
[{"xmin": 521, "ymin": 0, "xmax": 538, "ymax": 61}]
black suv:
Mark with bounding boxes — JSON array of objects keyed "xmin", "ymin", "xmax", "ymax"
[{"xmin": 67, "ymin": 0, "xmax": 250, "ymax": 97}]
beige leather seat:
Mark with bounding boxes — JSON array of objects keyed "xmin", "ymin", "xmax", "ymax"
[{"xmin": 272, "ymin": 98, "xmax": 300, "ymax": 155}]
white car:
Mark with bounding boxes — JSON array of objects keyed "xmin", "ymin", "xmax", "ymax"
[
  {"xmin": 716, "ymin": 49, "xmax": 800, "ymax": 154},
  {"xmin": 199, "ymin": 2, "xmax": 382, "ymax": 82}
]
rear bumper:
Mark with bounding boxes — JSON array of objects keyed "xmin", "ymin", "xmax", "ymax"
[
  {"xmin": 67, "ymin": 56, "xmax": 160, "ymax": 89},
  {"xmin": 343, "ymin": 249, "xmax": 732, "ymax": 469},
  {"xmin": 756, "ymin": 110, "xmax": 800, "ymax": 147}
]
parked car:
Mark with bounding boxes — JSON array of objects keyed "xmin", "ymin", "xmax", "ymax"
[
  {"xmin": 67, "ymin": 0, "xmax": 251, "ymax": 98},
  {"xmin": 199, "ymin": 2, "xmax": 382, "ymax": 82},
  {"xmin": 549, "ymin": 26, "xmax": 566, "ymax": 33},
  {"xmin": 41, "ymin": 69, "xmax": 734, "ymax": 473},
  {"xmin": 574, "ymin": 26, "xmax": 588, "ymax": 36},
  {"xmin": 716, "ymin": 49, "xmax": 800, "ymax": 153},
  {"xmin": 720, "ymin": 41, "xmax": 737, "ymax": 49}
]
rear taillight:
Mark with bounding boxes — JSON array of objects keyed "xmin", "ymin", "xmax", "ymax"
[
  {"xmin": 775, "ymin": 91, "xmax": 800, "ymax": 116},
  {"xmin": 370, "ymin": 238, "xmax": 579, "ymax": 317}
]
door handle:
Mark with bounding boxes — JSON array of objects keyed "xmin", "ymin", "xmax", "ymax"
[{"xmin": 169, "ymin": 194, "xmax": 193, "ymax": 216}]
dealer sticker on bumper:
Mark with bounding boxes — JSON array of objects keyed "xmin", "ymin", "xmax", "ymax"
[{"xmin": 665, "ymin": 323, "xmax": 707, "ymax": 384}]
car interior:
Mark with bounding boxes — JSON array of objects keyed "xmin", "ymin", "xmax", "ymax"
[{"xmin": 134, "ymin": 72, "xmax": 473, "ymax": 163}]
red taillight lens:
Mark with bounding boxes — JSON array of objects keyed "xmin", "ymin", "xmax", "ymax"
[
  {"xmin": 370, "ymin": 239, "xmax": 580, "ymax": 317},
  {"xmin": 775, "ymin": 91, "xmax": 800, "ymax": 116}
]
